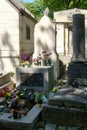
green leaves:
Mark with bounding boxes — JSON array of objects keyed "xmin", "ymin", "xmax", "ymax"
[{"xmin": 20, "ymin": 0, "xmax": 87, "ymax": 21}]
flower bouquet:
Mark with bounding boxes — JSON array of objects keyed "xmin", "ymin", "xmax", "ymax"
[
  {"xmin": 21, "ymin": 54, "xmax": 30, "ymax": 67},
  {"xmin": 33, "ymin": 57, "xmax": 41, "ymax": 66},
  {"xmin": 39, "ymin": 50, "xmax": 52, "ymax": 66}
]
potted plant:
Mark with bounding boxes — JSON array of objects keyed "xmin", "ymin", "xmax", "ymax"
[{"xmin": 35, "ymin": 93, "xmax": 42, "ymax": 107}]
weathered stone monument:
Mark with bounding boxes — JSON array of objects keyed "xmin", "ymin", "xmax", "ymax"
[
  {"xmin": 42, "ymin": 14, "xmax": 87, "ymax": 130},
  {"xmin": 67, "ymin": 14, "xmax": 87, "ymax": 81},
  {"xmin": 16, "ymin": 8, "xmax": 56, "ymax": 92},
  {"xmin": 33, "ymin": 7, "xmax": 59, "ymax": 80},
  {"xmin": 72, "ymin": 14, "xmax": 85, "ymax": 62}
]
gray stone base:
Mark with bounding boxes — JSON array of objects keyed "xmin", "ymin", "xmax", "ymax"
[
  {"xmin": 0, "ymin": 104, "xmax": 42, "ymax": 130},
  {"xmin": 42, "ymin": 104, "xmax": 87, "ymax": 127},
  {"xmin": 67, "ymin": 62, "xmax": 87, "ymax": 78}
]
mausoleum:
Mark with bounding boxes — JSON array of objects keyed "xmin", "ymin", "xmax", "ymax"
[{"xmin": 54, "ymin": 8, "xmax": 87, "ymax": 67}]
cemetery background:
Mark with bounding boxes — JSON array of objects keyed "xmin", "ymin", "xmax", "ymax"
[
  {"xmin": 0, "ymin": 0, "xmax": 35, "ymax": 76},
  {"xmin": 55, "ymin": 8, "xmax": 87, "ymax": 68},
  {"xmin": 1, "ymin": 1, "xmax": 87, "ymax": 81},
  {"xmin": 1, "ymin": 0, "xmax": 87, "ymax": 130},
  {"xmin": 0, "ymin": 2, "xmax": 59, "ymax": 130},
  {"xmin": 0, "ymin": 13, "xmax": 86, "ymax": 130}
]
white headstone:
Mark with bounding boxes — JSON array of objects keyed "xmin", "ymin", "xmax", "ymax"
[{"xmin": 33, "ymin": 8, "xmax": 59, "ymax": 80}]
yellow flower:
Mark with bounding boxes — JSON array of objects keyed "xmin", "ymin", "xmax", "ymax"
[{"xmin": 5, "ymin": 92, "xmax": 11, "ymax": 97}]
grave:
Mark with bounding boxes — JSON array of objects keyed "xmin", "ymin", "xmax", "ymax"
[
  {"xmin": 42, "ymin": 14, "xmax": 87, "ymax": 130},
  {"xmin": 43, "ymin": 87, "xmax": 87, "ymax": 126},
  {"xmin": 0, "ymin": 72, "xmax": 42, "ymax": 130},
  {"xmin": 0, "ymin": 8, "xmax": 56, "ymax": 130},
  {"xmin": 67, "ymin": 14, "xmax": 87, "ymax": 79},
  {"xmin": 0, "ymin": 104, "xmax": 42, "ymax": 130},
  {"xmin": 0, "ymin": 7, "xmax": 59, "ymax": 130},
  {"xmin": 33, "ymin": 7, "xmax": 59, "ymax": 80},
  {"xmin": 16, "ymin": 66, "xmax": 54, "ymax": 92}
]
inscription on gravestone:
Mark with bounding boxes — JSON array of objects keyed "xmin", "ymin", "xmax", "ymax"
[
  {"xmin": 20, "ymin": 73, "xmax": 43, "ymax": 87},
  {"xmin": 16, "ymin": 66, "xmax": 54, "ymax": 91}
]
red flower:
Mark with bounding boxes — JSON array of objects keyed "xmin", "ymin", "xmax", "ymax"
[
  {"xmin": 0, "ymin": 92, "xmax": 4, "ymax": 97},
  {"xmin": 4, "ymin": 87, "xmax": 10, "ymax": 92},
  {"xmin": 23, "ymin": 111, "xmax": 28, "ymax": 116}
]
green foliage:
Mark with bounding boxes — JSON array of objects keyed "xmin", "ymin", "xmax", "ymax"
[
  {"xmin": 23, "ymin": 2, "xmax": 41, "ymax": 21},
  {"xmin": 78, "ymin": 0, "xmax": 87, "ymax": 9},
  {"xmin": 10, "ymin": 71, "xmax": 14, "ymax": 77},
  {"xmin": 20, "ymin": 0, "xmax": 87, "ymax": 21},
  {"xmin": 64, "ymin": 0, "xmax": 87, "ymax": 9}
]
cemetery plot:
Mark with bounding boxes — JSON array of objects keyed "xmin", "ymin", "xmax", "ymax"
[
  {"xmin": 0, "ymin": 87, "xmax": 43, "ymax": 130},
  {"xmin": 43, "ymin": 87, "xmax": 87, "ymax": 126}
]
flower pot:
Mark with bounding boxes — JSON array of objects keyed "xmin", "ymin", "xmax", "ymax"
[
  {"xmin": 13, "ymin": 110, "xmax": 18, "ymax": 119},
  {"xmin": 37, "ymin": 103, "xmax": 42, "ymax": 108},
  {"xmin": 37, "ymin": 100, "xmax": 42, "ymax": 108},
  {"xmin": 41, "ymin": 60, "xmax": 46, "ymax": 66},
  {"xmin": 47, "ymin": 59, "xmax": 51, "ymax": 66}
]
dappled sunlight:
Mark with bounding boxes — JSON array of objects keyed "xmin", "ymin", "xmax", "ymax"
[
  {"xmin": 33, "ymin": 12, "xmax": 59, "ymax": 79},
  {"xmin": 0, "ymin": 49, "xmax": 4, "ymax": 70},
  {"xmin": 1, "ymin": 32, "xmax": 17, "ymax": 70}
]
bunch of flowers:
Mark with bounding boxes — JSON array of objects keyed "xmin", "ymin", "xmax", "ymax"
[
  {"xmin": 39, "ymin": 50, "xmax": 52, "ymax": 65},
  {"xmin": 21, "ymin": 54, "xmax": 30, "ymax": 67},
  {"xmin": 21, "ymin": 54, "xmax": 30, "ymax": 61},
  {"xmin": 33, "ymin": 51, "xmax": 52, "ymax": 66},
  {"xmin": 33, "ymin": 57, "xmax": 40, "ymax": 65}
]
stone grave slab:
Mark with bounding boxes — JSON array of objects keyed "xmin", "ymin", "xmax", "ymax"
[
  {"xmin": 49, "ymin": 87, "xmax": 87, "ymax": 108},
  {"xmin": 16, "ymin": 66, "xmax": 54, "ymax": 92},
  {"xmin": 42, "ymin": 104, "xmax": 87, "ymax": 126},
  {"xmin": 0, "ymin": 104, "xmax": 42, "ymax": 130},
  {"xmin": 42, "ymin": 87, "xmax": 87, "ymax": 126}
]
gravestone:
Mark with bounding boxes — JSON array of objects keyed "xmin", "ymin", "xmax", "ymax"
[
  {"xmin": 67, "ymin": 14, "xmax": 87, "ymax": 79},
  {"xmin": 72, "ymin": 14, "xmax": 85, "ymax": 62},
  {"xmin": 33, "ymin": 8, "xmax": 59, "ymax": 80},
  {"xmin": 0, "ymin": 104, "xmax": 42, "ymax": 130},
  {"xmin": 16, "ymin": 66, "xmax": 54, "ymax": 92},
  {"xmin": 42, "ymin": 14, "xmax": 87, "ymax": 130}
]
